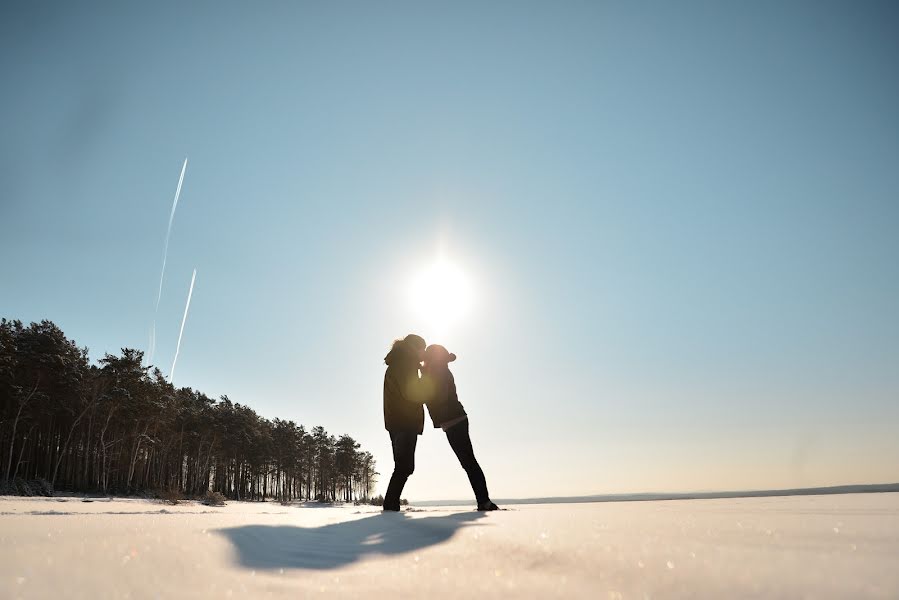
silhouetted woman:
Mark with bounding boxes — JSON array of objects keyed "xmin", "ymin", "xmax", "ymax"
[
  {"xmin": 422, "ymin": 344, "xmax": 499, "ymax": 511},
  {"xmin": 382, "ymin": 334, "xmax": 427, "ymax": 511}
]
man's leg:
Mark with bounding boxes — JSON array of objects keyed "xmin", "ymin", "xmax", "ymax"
[
  {"xmin": 445, "ymin": 420, "xmax": 490, "ymax": 505},
  {"xmin": 384, "ymin": 432, "xmax": 417, "ymax": 510}
]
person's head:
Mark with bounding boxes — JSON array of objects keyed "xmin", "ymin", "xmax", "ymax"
[
  {"xmin": 403, "ymin": 334, "xmax": 426, "ymax": 358},
  {"xmin": 385, "ymin": 333, "xmax": 426, "ymax": 365},
  {"xmin": 423, "ymin": 344, "xmax": 456, "ymax": 369}
]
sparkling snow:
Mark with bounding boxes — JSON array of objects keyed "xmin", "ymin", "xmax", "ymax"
[{"xmin": 1, "ymin": 493, "xmax": 897, "ymax": 598}]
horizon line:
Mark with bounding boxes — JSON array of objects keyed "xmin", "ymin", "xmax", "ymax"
[{"xmin": 411, "ymin": 482, "xmax": 899, "ymax": 506}]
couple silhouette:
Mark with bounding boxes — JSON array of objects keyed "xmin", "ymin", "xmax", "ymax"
[{"xmin": 382, "ymin": 334, "xmax": 499, "ymax": 512}]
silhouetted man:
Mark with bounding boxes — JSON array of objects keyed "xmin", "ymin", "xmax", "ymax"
[{"xmin": 382, "ymin": 334, "xmax": 427, "ymax": 511}]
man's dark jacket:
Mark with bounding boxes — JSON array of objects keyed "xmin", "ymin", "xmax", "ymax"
[{"xmin": 383, "ymin": 347, "xmax": 425, "ymax": 434}]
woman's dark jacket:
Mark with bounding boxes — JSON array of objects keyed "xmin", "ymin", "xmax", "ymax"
[
  {"xmin": 383, "ymin": 347, "xmax": 425, "ymax": 434},
  {"xmin": 423, "ymin": 366, "xmax": 467, "ymax": 428}
]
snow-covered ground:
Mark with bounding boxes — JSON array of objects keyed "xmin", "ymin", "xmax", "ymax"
[{"xmin": 2, "ymin": 492, "xmax": 898, "ymax": 599}]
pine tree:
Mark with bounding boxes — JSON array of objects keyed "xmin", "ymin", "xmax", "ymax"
[{"xmin": 0, "ymin": 318, "xmax": 376, "ymax": 501}]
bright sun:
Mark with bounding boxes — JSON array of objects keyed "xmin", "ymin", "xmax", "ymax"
[{"xmin": 408, "ymin": 258, "xmax": 474, "ymax": 336}]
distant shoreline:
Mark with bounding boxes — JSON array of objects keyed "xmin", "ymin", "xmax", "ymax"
[{"xmin": 412, "ymin": 482, "xmax": 899, "ymax": 507}]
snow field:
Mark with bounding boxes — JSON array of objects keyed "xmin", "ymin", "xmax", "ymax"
[{"xmin": 1, "ymin": 493, "xmax": 898, "ymax": 599}]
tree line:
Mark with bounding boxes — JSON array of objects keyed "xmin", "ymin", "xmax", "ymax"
[{"xmin": 0, "ymin": 318, "xmax": 378, "ymax": 502}]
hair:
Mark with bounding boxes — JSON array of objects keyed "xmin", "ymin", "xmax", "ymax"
[
  {"xmin": 423, "ymin": 344, "xmax": 455, "ymax": 367},
  {"xmin": 387, "ymin": 334, "xmax": 426, "ymax": 358},
  {"xmin": 403, "ymin": 333, "xmax": 426, "ymax": 351}
]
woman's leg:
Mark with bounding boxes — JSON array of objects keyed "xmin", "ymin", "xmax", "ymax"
[
  {"xmin": 384, "ymin": 432, "xmax": 417, "ymax": 510},
  {"xmin": 445, "ymin": 420, "xmax": 490, "ymax": 505}
]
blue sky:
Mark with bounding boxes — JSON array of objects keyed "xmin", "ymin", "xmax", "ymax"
[{"xmin": 2, "ymin": 1, "xmax": 897, "ymax": 500}]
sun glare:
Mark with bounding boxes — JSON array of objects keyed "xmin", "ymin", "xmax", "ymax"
[{"xmin": 409, "ymin": 258, "xmax": 474, "ymax": 336}]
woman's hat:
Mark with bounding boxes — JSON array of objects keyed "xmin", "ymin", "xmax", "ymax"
[{"xmin": 424, "ymin": 344, "xmax": 456, "ymax": 363}]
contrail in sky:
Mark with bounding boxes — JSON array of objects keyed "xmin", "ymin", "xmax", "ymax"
[
  {"xmin": 157, "ymin": 158, "xmax": 188, "ymax": 308},
  {"xmin": 148, "ymin": 157, "xmax": 188, "ymax": 364},
  {"xmin": 170, "ymin": 268, "xmax": 196, "ymax": 385}
]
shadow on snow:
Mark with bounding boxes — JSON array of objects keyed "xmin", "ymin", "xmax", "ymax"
[{"xmin": 216, "ymin": 511, "xmax": 486, "ymax": 570}]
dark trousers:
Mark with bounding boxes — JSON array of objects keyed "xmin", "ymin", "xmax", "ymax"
[
  {"xmin": 384, "ymin": 431, "xmax": 417, "ymax": 509},
  {"xmin": 445, "ymin": 419, "xmax": 490, "ymax": 505}
]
